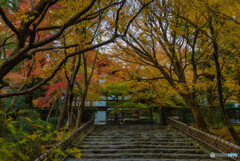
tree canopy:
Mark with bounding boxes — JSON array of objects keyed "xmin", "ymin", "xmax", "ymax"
[{"xmin": 1, "ymin": 0, "xmax": 240, "ymax": 160}]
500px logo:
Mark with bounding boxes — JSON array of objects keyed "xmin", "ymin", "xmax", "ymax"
[{"xmin": 210, "ymin": 152, "xmax": 238, "ymax": 158}]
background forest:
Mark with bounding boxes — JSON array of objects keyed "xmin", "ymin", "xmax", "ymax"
[{"xmin": 0, "ymin": 0, "xmax": 240, "ymax": 160}]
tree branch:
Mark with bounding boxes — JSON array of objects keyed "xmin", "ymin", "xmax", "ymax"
[{"xmin": 0, "ymin": 7, "xmax": 19, "ymax": 36}]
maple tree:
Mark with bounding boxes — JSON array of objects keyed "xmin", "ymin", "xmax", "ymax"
[
  {"xmin": 112, "ymin": 0, "xmax": 209, "ymax": 131},
  {"xmin": 0, "ymin": 0, "xmax": 152, "ymax": 130},
  {"xmin": 0, "ymin": 0, "xmax": 152, "ymax": 98},
  {"xmin": 171, "ymin": 0, "xmax": 240, "ymax": 145},
  {"xmin": 111, "ymin": 0, "xmax": 240, "ymax": 145},
  {"xmin": 74, "ymin": 51, "xmax": 98, "ymax": 129},
  {"xmin": 0, "ymin": 1, "xmax": 154, "ymax": 159},
  {"xmin": 1, "ymin": 0, "xmax": 240, "ymax": 159},
  {"xmin": 137, "ymin": 0, "xmax": 240, "ymax": 144}
]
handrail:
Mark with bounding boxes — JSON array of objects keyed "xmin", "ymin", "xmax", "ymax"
[
  {"xmin": 168, "ymin": 117, "xmax": 240, "ymax": 160},
  {"xmin": 35, "ymin": 118, "xmax": 94, "ymax": 161}
]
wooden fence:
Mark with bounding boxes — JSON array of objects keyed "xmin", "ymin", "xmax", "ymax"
[
  {"xmin": 35, "ymin": 118, "xmax": 94, "ymax": 161},
  {"xmin": 168, "ymin": 117, "xmax": 240, "ymax": 160}
]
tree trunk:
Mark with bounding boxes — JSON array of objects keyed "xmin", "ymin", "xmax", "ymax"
[
  {"xmin": 75, "ymin": 95, "xmax": 86, "ymax": 129},
  {"xmin": 210, "ymin": 26, "xmax": 240, "ymax": 145},
  {"xmin": 160, "ymin": 106, "xmax": 167, "ymax": 125},
  {"xmin": 67, "ymin": 91, "xmax": 74, "ymax": 127},
  {"xmin": 25, "ymin": 94, "xmax": 33, "ymax": 108},
  {"xmin": 237, "ymin": 62, "xmax": 240, "ymax": 108},
  {"xmin": 0, "ymin": 97, "xmax": 2, "ymax": 111},
  {"xmin": 155, "ymin": 64, "xmax": 209, "ymax": 131},
  {"xmin": 182, "ymin": 93, "xmax": 209, "ymax": 132},
  {"xmin": 57, "ymin": 84, "xmax": 70, "ymax": 131},
  {"xmin": 56, "ymin": 96, "xmax": 61, "ymax": 116},
  {"xmin": 57, "ymin": 53, "xmax": 81, "ymax": 131},
  {"xmin": 115, "ymin": 95, "xmax": 119, "ymax": 124},
  {"xmin": 75, "ymin": 52, "xmax": 98, "ymax": 129},
  {"xmin": 46, "ymin": 99, "xmax": 56, "ymax": 121},
  {"xmin": 69, "ymin": 97, "xmax": 77, "ymax": 125}
]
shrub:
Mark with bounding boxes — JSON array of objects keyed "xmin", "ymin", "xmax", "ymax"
[
  {"xmin": 225, "ymin": 102, "xmax": 236, "ymax": 109},
  {"xmin": 47, "ymin": 116, "xmax": 59, "ymax": 128},
  {"xmin": 0, "ymin": 109, "xmax": 57, "ymax": 161}
]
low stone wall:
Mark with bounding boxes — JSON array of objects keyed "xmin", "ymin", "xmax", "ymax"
[
  {"xmin": 168, "ymin": 117, "xmax": 240, "ymax": 160},
  {"xmin": 35, "ymin": 118, "xmax": 94, "ymax": 161}
]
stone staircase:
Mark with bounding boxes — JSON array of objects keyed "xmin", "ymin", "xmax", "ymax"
[{"xmin": 66, "ymin": 125, "xmax": 226, "ymax": 160}]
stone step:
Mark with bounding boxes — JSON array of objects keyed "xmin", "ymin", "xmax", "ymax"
[
  {"xmin": 82, "ymin": 138, "xmax": 187, "ymax": 142},
  {"xmin": 92, "ymin": 127, "xmax": 172, "ymax": 130},
  {"xmin": 85, "ymin": 136, "xmax": 186, "ymax": 140},
  {"xmin": 80, "ymin": 153, "xmax": 210, "ymax": 159},
  {"xmin": 88, "ymin": 132, "xmax": 183, "ymax": 135},
  {"xmin": 90, "ymin": 130, "xmax": 178, "ymax": 133},
  {"xmin": 81, "ymin": 140, "xmax": 193, "ymax": 145},
  {"xmin": 67, "ymin": 159, "xmax": 215, "ymax": 161},
  {"xmin": 80, "ymin": 148, "xmax": 205, "ymax": 154},
  {"xmin": 93, "ymin": 125, "xmax": 169, "ymax": 128},
  {"xmin": 92, "ymin": 129, "xmax": 172, "ymax": 132},
  {"xmin": 92, "ymin": 129, "xmax": 174, "ymax": 135},
  {"xmin": 93, "ymin": 127, "xmax": 171, "ymax": 129},
  {"xmin": 85, "ymin": 135, "xmax": 186, "ymax": 139},
  {"xmin": 88, "ymin": 133, "xmax": 181, "ymax": 137},
  {"xmin": 92, "ymin": 129, "xmax": 173, "ymax": 132},
  {"xmin": 78, "ymin": 144, "xmax": 197, "ymax": 150},
  {"xmin": 65, "ymin": 125, "xmax": 221, "ymax": 160},
  {"xmin": 91, "ymin": 129, "xmax": 172, "ymax": 131},
  {"xmin": 87, "ymin": 134, "xmax": 183, "ymax": 138}
]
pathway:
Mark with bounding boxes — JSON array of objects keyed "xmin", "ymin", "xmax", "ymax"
[{"xmin": 66, "ymin": 124, "xmax": 229, "ymax": 160}]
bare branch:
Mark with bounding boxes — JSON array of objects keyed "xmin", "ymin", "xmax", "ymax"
[
  {"xmin": 32, "ymin": 0, "xmax": 97, "ymax": 48},
  {"xmin": 0, "ymin": 7, "xmax": 19, "ymax": 36},
  {"xmin": 27, "ymin": 44, "xmax": 78, "ymax": 56},
  {"xmin": 122, "ymin": 0, "xmax": 153, "ymax": 37},
  {"xmin": 0, "ymin": 28, "xmax": 119, "ymax": 97}
]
